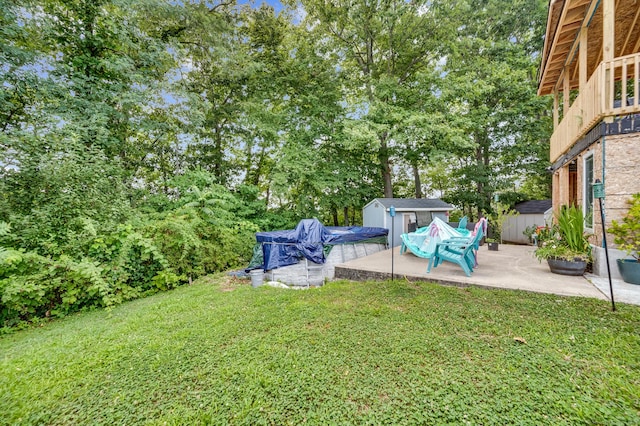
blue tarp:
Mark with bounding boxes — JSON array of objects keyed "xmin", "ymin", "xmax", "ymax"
[{"xmin": 252, "ymin": 218, "xmax": 388, "ymax": 271}]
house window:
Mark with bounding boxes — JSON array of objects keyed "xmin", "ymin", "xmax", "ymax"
[{"xmin": 583, "ymin": 154, "xmax": 594, "ymax": 229}]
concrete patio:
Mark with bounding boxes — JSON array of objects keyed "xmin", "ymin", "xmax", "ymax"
[{"xmin": 334, "ymin": 244, "xmax": 640, "ymax": 306}]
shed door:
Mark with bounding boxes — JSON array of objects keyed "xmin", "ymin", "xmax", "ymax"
[
  {"xmin": 415, "ymin": 211, "xmax": 433, "ymax": 228},
  {"xmin": 404, "ymin": 213, "xmax": 416, "ymax": 233}
]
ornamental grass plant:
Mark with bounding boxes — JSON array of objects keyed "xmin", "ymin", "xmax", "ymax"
[{"xmin": 535, "ymin": 205, "xmax": 591, "ymax": 262}]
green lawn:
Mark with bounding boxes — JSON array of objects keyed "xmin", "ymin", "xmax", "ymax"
[{"xmin": 1, "ymin": 276, "xmax": 639, "ymax": 425}]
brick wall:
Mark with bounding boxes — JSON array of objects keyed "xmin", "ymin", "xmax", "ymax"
[{"xmin": 553, "ymin": 133, "xmax": 640, "ymax": 249}]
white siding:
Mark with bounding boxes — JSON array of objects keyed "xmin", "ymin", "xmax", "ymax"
[
  {"xmin": 363, "ymin": 201, "xmax": 385, "ymax": 228},
  {"xmin": 502, "ymin": 214, "xmax": 546, "ymax": 244}
]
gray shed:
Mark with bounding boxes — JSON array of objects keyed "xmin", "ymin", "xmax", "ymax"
[
  {"xmin": 502, "ymin": 200, "xmax": 552, "ymax": 244},
  {"xmin": 363, "ymin": 198, "xmax": 454, "ymax": 247}
]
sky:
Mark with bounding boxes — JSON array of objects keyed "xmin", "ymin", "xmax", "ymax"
[{"xmin": 238, "ymin": 0, "xmax": 284, "ymax": 13}]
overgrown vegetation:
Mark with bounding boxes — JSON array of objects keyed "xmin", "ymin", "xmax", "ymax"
[
  {"xmin": 1, "ymin": 0, "xmax": 552, "ymax": 325},
  {"xmin": 1, "ymin": 278, "xmax": 638, "ymax": 424},
  {"xmin": 0, "ymin": 171, "xmax": 294, "ymax": 328}
]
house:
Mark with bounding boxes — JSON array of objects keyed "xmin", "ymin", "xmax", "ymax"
[
  {"xmin": 538, "ymin": 0, "xmax": 640, "ymax": 277},
  {"xmin": 363, "ymin": 198, "xmax": 454, "ymax": 247},
  {"xmin": 502, "ymin": 200, "xmax": 552, "ymax": 245}
]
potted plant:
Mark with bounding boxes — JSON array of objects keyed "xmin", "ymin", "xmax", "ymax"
[
  {"xmin": 534, "ymin": 205, "xmax": 591, "ymax": 276},
  {"xmin": 485, "ymin": 202, "xmax": 517, "ymax": 251},
  {"xmin": 486, "ymin": 238, "xmax": 499, "ymax": 251},
  {"xmin": 608, "ymin": 193, "xmax": 640, "ymax": 285},
  {"xmin": 523, "ymin": 225, "xmax": 537, "ymax": 245}
]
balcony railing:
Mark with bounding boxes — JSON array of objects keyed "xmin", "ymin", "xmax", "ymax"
[{"xmin": 550, "ymin": 52, "xmax": 640, "ymax": 163}]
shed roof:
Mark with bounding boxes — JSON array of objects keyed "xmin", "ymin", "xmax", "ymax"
[
  {"xmin": 514, "ymin": 200, "xmax": 552, "ymax": 214},
  {"xmin": 367, "ymin": 198, "xmax": 453, "ymax": 211}
]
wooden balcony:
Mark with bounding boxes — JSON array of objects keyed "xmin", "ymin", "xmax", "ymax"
[{"xmin": 550, "ymin": 52, "xmax": 640, "ymax": 163}]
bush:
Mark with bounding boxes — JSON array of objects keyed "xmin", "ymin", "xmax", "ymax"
[
  {"xmin": 0, "ymin": 167, "xmax": 272, "ymax": 328},
  {"xmin": 609, "ymin": 193, "xmax": 640, "ymax": 261},
  {"xmin": 534, "ymin": 206, "xmax": 591, "ymax": 262}
]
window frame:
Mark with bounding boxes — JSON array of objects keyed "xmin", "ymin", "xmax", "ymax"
[{"xmin": 583, "ymin": 153, "xmax": 594, "ymax": 230}]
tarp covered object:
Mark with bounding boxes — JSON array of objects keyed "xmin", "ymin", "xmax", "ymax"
[
  {"xmin": 249, "ymin": 218, "xmax": 388, "ymax": 271},
  {"xmin": 400, "ymin": 217, "xmax": 470, "ymax": 258}
]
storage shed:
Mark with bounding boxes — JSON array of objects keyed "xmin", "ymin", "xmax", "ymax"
[
  {"xmin": 363, "ymin": 198, "xmax": 454, "ymax": 247},
  {"xmin": 502, "ymin": 200, "xmax": 552, "ymax": 244}
]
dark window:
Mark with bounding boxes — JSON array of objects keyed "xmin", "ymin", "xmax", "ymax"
[{"xmin": 584, "ymin": 155, "xmax": 594, "ymax": 228}]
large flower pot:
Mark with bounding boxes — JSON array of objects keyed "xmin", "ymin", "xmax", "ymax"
[
  {"xmin": 616, "ymin": 259, "xmax": 640, "ymax": 285},
  {"xmin": 547, "ymin": 258, "xmax": 587, "ymax": 276}
]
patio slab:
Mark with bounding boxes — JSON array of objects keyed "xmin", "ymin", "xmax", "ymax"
[{"xmin": 334, "ymin": 244, "xmax": 640, "ymax": 306}]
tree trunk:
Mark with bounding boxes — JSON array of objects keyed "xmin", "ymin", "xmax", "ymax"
[
  {"xmin": 412, "ymin": 161, "xmax": 422, "ymax": 198},
  {"xmin": 379, "ymin": 134, "xmax": 393, "ymax": 198},
  {"xmin": 213, "ymin": 125, "xmax": 223, "ymax": 184},
  {"xmin": 332, "ymin": 206, "xmax": 339, "ymax": 226},
  {"xmin": 343, "ymin": 206, "xmax": 349, "ymax": 226}
]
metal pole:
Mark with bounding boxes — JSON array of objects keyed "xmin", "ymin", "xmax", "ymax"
[
  {"xmin": 390, "ymin": 206, "xmax": 396, "ymax": 282},
  {"xmin": 599, "ymin": 197, "xmax": 615, "ymax": 311},
  {"xmin": 595, "ymin": 179, "xmax": 615, "ymax": 311}
]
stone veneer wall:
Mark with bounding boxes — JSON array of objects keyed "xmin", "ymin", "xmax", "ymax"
[
  {"xmin": 591, "ymin": 133, "xmax": 640, "ymax": 248},
  {"xmin": 553, "ymin": 132, "xmax": 640, "ymax": 278},
  {"xmin": 592, "ymin": 133, "xmax": 640, "ymax": 277}
]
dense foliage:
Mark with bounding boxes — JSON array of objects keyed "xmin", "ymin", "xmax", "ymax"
[
  {"xmin": 609, "ymin": 193, "xmax": 640, "ymax": 261},
  {"xmin": 1, "ymin": 0, "xmax": 552, "ymax": 325},
  {"xmin": 534, "ymin": 206, "xmax": 591, "ymax": 262}
]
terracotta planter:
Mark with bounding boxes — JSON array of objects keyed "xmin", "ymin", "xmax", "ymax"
[
  {"xmin": 547, "ymin": 258, "xmax": 587, "ymax": 276},
  {"xmin": 616, "ymin": 259, "xmax": 640, "ymax": 285}
]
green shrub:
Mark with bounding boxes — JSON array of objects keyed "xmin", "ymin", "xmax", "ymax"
[
  {"xmin": 0, "ymin": 169, "xmax": 272, "ymax": 328},
  {"xmin": 0, "ymin": 249, "xmax": 111, "ymax": 325},
  {"xmin": 534, "ymin": 206, "xmax": 591, "ymax": 262},
  {"xmin": 609, "ymin": 193, "xmax": 640, "ymax": 261},
  {"xmin": 557, "ymin": 205, "xmax": 589, "ymax": 253}
]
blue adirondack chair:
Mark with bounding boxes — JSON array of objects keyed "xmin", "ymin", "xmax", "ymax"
[
  {"xmin": 457, "ymin": 216, "xmax": 468, "ymax": 233},
  {"xmin": 442, "ymin": 218, "xmax": 487, "ymax": 267},
  {"xmin": 427, "ymin": 220, "xmax": 486, "ymax": 276}
]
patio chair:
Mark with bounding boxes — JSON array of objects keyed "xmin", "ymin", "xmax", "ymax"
[
  {"xmin": 399, "ymin": 226, "xmax": 430, "ymax": 256},
  {"xmin": 444, "ymin": 217, "xmax": 487, "ymax": 266},
  {"xmin": 400, "ymin": 218, "xmax": 451, "ymax": 258},
  {"xmin": 457, "ymin": 216, "xmax": 468, "ymax": 232},
  {"xmin": 427, "ymin": 219, "xmax": 486, "ymax": 276},
  {"xmin": 426, "ymin": 240, "xmax": 476, "ymax": 276}
]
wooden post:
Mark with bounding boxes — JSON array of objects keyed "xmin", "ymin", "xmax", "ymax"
[
  {"xmin": 579, "ymin": 26, "xmax": 588, "ymax": 91},
  {"xmin": 553, "ymin": 90, "xmax": 559, "ymax": 128},
  {"xmin": 602, "ymin": 0, "xmax": 614, "ymax": 62},
  {"xmin": 603, "ymin": 0, "xmax": 614, "ymax": 118},
  {"xmin": 563, "ymin": 66, "xmax": 571, "ymax": 114}
]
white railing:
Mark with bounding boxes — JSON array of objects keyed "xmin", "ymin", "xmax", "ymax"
[{"xmin": 550, "ymin": 52, "xmax": 640, "ymax": 162}]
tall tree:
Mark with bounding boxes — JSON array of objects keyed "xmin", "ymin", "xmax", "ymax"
[
  {"xmin": 297, "ymin": 0, "xmax": 449, "ymax": 198},
  {"xmin": 40, "ymin": 0, "xmax": 175, "ymax": 165},
  {"xmin": 439, "ymin": 0, "xmax": 551, "ymax": 215}
]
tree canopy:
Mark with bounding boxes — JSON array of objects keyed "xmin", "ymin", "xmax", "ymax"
[{"xmin": 0, "ymin": 0, "xmax": 552, "ymax": 325}]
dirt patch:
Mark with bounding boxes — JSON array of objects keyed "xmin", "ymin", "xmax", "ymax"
[{"xmin": 218, "ymin": 276, "xmax": 247, "ymax": 292}]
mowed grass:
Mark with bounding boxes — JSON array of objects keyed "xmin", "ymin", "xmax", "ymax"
[{"xmin": 1, "ymin": 276, "xmax": 639, "ymax": 425}]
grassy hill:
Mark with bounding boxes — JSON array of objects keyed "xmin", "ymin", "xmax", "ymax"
[{"xmin": 1, "ymin": 276, "xmax": 639, "ymax": 425}]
